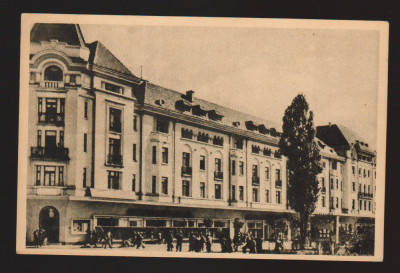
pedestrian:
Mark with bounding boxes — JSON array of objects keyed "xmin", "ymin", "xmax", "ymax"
[
  {"xmin": 82, "ymin": 229, "xmax": 92, "ymax": 248},
  {"xmin": 176, "ymin": 231, "xmax": 183, "ymax": 252},
  {"xmin": 103, "ymin": 230, "xmax": 113, "ymax": 249},
  {"xmin": 189, "ymin": 232, "xmax": 195, "ymax": 252},
  {"xmin": 200, "ymin": 233, "xmax": 206, "ymax": 252},
  {"xmin": 255, "ymin": 236, "xmax": 263, "ymax": 253},
  {"xmin": 136, "ymin": 232, "xmax": 145, "ymax": 249},
  {"xmin": 33, "ymin": 227, "xmax": 40, "ymax": 248},
  {"xmin": 206, "ymin": 232, "xmax": 212, "ymax": 253},
  {"xmin": 165, "ymin": 230, "xmax": 173, "ymax": 251}
]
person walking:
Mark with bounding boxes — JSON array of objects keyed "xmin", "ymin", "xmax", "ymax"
[
  {"xmin": 33, "ymin": 227, "xmax": 40, "ymax": 248},
  {"xmin": 103, "ymin": 230, "xmax": 113, "ymax": 249},
  {"xmin": 255, "ymin": 236, "xmax": 263, "ymax": 253},
  {"xmin": 189, "ymin": 232, "xmax": 195, "ymax": 252},
  {"xmin": 206, "ymin": 232, "xmax": 212, "ymax": 253},
  {"xmin": 175, "ymin": 231, "xmax": 183, "ymax": 252},
  {"xmin": 136, "ymin": 232, "xmax": 145, "ymax": 249}
]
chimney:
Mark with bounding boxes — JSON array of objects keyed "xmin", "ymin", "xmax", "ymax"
[{"xmin": 186, "ymin": 90, "xmax": 194, "ymax": 102}]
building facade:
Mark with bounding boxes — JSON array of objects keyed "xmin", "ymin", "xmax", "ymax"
[{"xmin": 26, "ymin": 23, "xmax": 376, "ymax": 245}]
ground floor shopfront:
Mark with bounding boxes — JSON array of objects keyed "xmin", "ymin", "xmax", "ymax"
[{"xmin": 26, "ymin": 196, "xmax": 375, "ymax": 246}]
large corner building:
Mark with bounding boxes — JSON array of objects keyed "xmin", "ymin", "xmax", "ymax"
[{"xmin": 26, "ymin": 24, "xmax": 376, "ymax": 245}]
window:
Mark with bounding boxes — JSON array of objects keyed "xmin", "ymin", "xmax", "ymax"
[
  {"xmin": 330, "ymin": 179, "xmax": 334, "ymax": 189},
  {"xmin": 340, "ymin": 181, "xmax": 343, "ymax": 191},
  {"xmin": 368, "ymin": 170, "xmax": 370, "ymax": 177},
  {"xmin": 252, "ymin": 165, "xmax": 258, "ymax": 177},
  {"xmin": 108, "ymin": 137, "xmax": 121, "ymax": 164},
  {"xmin": 233, "ymin": 138, "xmax": 243, "ymax": 149},
  {"xmin": 359, "ymin": 183, "xmax": 361, "ymax": 192},
  {"xmin": 162, "ymin": 177, "xmax": 168, "ymax": 195},
  {"xmin": 132, "ymin": 174, "xmax": 136, "ymax": 192},
  {"xmin": 359, "ymin": 200, "xmax": 362, "ymax": 210},
  {"xmin": 275, "ymin": 169, "xmax": 281, "ymax": 182},
  {"xmin": 108, "ymin": 171, "xmax": 121, "ymax": 190},
  {"xmin": 336, "ymin": 179, "xmax": 339, "ymax": 189},
  {"xmin": 239, "ymin": 161, "xmax": 244, "ymax": 175},
  {"xmin": 321, "ymin": 177, "xmax": 325, "ymax": 188},
  {"xmin": 83, "ymin": 133, "xmax": 87, "ymax": 152},
  {"xmin": 200, "ymin": 155, "xmax": 206, "ymax": 170},
  {"xmin": 133, "ymin": 144, "xmax": 137, "ymax": 161},
  {"xmin": 59, "ymin": 131, "xmax": 64, "ymax": 147},
  {"xmin": 152, "ymin": 176, "xmax": 157, "ymax": 194},
  {"xmin": 368, "ymin": 185, "xmax": 370, "ymax": 194},
  {"xmin": 359, "ymin": 168, "xmax": 361, "ymax": 175},
  {"xmin": 200, "ymin": 182, "xmax": 206, "ymax": 198},
  {"xmin": 352, "ymin": 182, "xmax": 356, "ymax": 192},
  {"xmin": 232, "ymin": 160, "xmax": 236, "ymax": 175},
  {"xmin": 44, "ymin": 166, "xmax": 56, "ymax": 186},
  {"xmin": 232, "ymin": 185, "xmax": 236, "ymax": 201},
  {"xmin": 215, "ymin": 158, "xmax": 222, "ymax": 172},
  {"xmin": 336, "ymin": 197, "xmax": 339, "ymax": 208},
  {"xmin": 162, "ymin": 147, "xmax": 168, "ymax": 164},
  {"xmin": 322, "ymin": 196, "xmax": 326, "ymax": 207},
  {"xmin": 84, "ymin": 101, "xmax": 88, "ymax": 119},
  {"xmin": 368, "ymin": 201, "xmax": 371, "ymax": 211},
  {"xmin": 276, "ymin": 190, "xmax": 281, "ymax": 204},
  {"xmin": 83, "ymin": 168, "xmax": 87, "ymax": 188},
  {"xmin": 364, "ymin": 200, "xmax": 367, "ymax": 210},
  {"xmin": 44, "ymin": 65, "xmax": 63, "ymax": 81},
  {"xmin": 265, "ymin": 190, "xmax": 270, "ymax": 203},
  {"xmin": 152, "ymin": 146, "xmax": 157, "ymax": 164},
  {"xmin": 252, "ymin": 188, "xmax": 259, "ymax": 202},
  {"xmin": 332, "ymin": 161, "xmax": 337, "ymax": 170},
  {"xmin": 72, "ymin": 220, "xmax": 90, "ymax": 234},
  {"xmin": 109, "ymin": 108, "xmax": 122, "ymax": 133},
  {"xmin": 133, "ymin": 115, "xmax": 137, "ymax": 131},
  {"xmin": 212, "ymin": 136, "xmax": 224, "ymax": 146},
  {"xmin": 102, "ymin": 81, "xmax": 123, "ymax": 94},
  {"xmin": 215, "ymin": 184, "xmax": 222, "ymax": 199},
  {"xmin": 252, "ymin": 145, "xmax": 260, "ymax": 154},
  {"xmin": 183, "ymin": 152, "xmax": 190, "ymax": 167},
  {"xmin": 30, "ymin": 71, "xmax": 36, "ymax": 81},
  {"xmin": 352, "ymin": 166, "xmax": 355, "ymax": 175},
  {"xmin": 156, "ymin": 117, "xmax": 169, "ymax": 133},
  {"xmin": 364, "ymin": 184, "xmax": 366, "ymax": 193},
  {"xmin": 37, "ymin": 130, "xmax": 42, "ymax": 147},
  {"xmin": 181, "ymin": 128, "xmax": 193, "ymax": 139},
  {"xmin": 352, "ymin": 199, "xmax": 355, "ymax": 210},
  {"xmin": 35, "ymin": 166, "xmax": 41, "ymax": 186},
  {"xmin": 363, "ymin": 169, "xmax": 366, "ymax": 178},
  {"xmin": 70, "ymin": 74, "xmax": 76, "ymax": 85},
  {"xmin": 330, "ymin": 197, "xmax": 334, "ymax": 208},
  {"xmin": 239, "ymin": 186, "xmax": 244, "ymax": 201},
  {"xmin": 197, "ymin": 132, "xmax": 209, "ymax": 143},
  {"xmin": 182, "ymin": 180, "xmax": 190, "ymax": 197},
  {"xmin": 265, "ymin": 167, "xmax": 270, "ymax": 180}
]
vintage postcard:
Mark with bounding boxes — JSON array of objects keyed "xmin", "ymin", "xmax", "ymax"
[{"xmin": 17, "ymin": 14, "xmax": 388, "ymax": 261}]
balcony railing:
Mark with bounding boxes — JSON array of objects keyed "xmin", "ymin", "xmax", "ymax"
[
  {"xmin": 275, "ymin": 180, "xmax": 282, "ymax": 188},
  {"xmin": 214, "ymin": 171, "xmax": 223, "ymax": 180},
  {"xmin": 252, "ymin": 176, "xmax": 260, "ymax": 186},
  {"xmin": 107, "ymin": 154, "xmax": 123, "ymax": 166},
  {"xmin": 44, "ymin": 80, "xmax": 63, "ymax": 88},
  {"xmin": 31, "ymin": 146, "xmax": 69, "ymax": 161},
  {"xmin": 321, "ymin": 187, "xmax": 326, "ymax": 194},
  {"xmin": 38, "ymin": 112, "xmax": 64, "ymax": 126},
  {"xmin": 342, "ymin": 208, "xmax": 349, "ymax": 214},
  {"xmin": 358, "ymin": 192, "xmax": 373, "ymax": 199},
  {"xmin": 181, "ymin": 166, "xmax": 192, "ymax": 176}
]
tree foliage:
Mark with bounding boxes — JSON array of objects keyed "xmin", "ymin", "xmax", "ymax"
[{"xmin": 279, "ymin": 94, "xmax": 322, "ymax": 247}]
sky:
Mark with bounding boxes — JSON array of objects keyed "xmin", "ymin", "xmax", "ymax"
[{"xmin": 80, "ymin": 24, "xmax": 379, "ymax": 149}]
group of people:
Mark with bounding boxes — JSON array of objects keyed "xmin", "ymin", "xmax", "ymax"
[
  {"xmin": 119, "ymin": 231, "xmax": 146, "ymax": 249},
  {"xmin": 188, "ymin": 232, "xmax": 213, "ymax": 252},
  {"xmin": 33, "ymin": 226, "xmax": 47, "ymax": 247},
  {"xmin": 82, "ymin": 228, "xmax": 115, "ymax": 249}
]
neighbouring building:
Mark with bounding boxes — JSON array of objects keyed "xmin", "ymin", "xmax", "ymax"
[{"xmin": 25, "ymin": 23, "xmax": 376, "ymax": 246}]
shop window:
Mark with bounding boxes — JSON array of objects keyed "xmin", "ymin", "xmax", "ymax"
[
  {"xmin": 146, "ymin": 220, "xmax": 166, "ymax": 227},
  {"xmin": 72, "ymin": 220, "xmax": 91, "ymax": 234}
]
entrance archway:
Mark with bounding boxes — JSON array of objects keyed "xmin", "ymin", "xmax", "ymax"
[{"xmin": 39, "ymin": 206, "xmax": 60, "ymax": 243}]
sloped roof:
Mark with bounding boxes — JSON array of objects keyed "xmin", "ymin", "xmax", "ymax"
[
  {"xmin": 316, "ymin": 137, "xmax": 345, "ymax": 161},
  {"xmin": 30, "ymin": 23, "xmax": 85, "ymax": 46},
  {"xmin": 87, "ymin": 41, "xmax": 138, "ymax": 78},
  {"xmin": 145, "ymin": 82, "xmax": 282, "ymax": 134}
]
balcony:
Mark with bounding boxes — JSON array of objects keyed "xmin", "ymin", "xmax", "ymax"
[
  {"xmin": 358, "ymin": 192, "xmax": 373, "ymax": 199},
  {"xmin": 38, "ymin": 112, "xmax": 64, "ymax": 126},
  {"xmin": 321, "ymin": 187, "xmax": 326, "ymax": 194},
  {"xmin": 43, "ymin": 80, "xmax": 64, "ymax": 88},
  {"xmin": 214, "ymin": 171, "xmax": 223, "ymax": 180},
  {"xmin": 106, "ymin": 154, "xmax": 123, "ymax": 166},
  {"xmin": 275, "ymin": 180, "xmax": 282, "ymax": 188},
  {"xmin": 31, "ymin": 146, "xmax": 69, "ymax": 161},
  {"xmin": 252, "ymin": 176, "xmax": 260, "ymax": 186},
  {"xmin": 181, "ymin": 166, "xmax": 192, "ymax": 176},
  {"xmin": 342, "ymin": 208, "xmax": 349, "ymax": 214}
]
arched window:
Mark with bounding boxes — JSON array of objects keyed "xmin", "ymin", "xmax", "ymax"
[{"xmin": 44, "ymin": 65, "xmax": 63, "ymax": 81}]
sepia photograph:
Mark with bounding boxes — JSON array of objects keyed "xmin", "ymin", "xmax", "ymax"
[{"xmin": 16, "ymin": 14, "xmax": 388, "ymax": 261}]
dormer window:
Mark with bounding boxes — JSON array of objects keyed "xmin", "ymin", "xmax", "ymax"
[
  {"xmin": 102, "ymin": 81, "xmax": 124, "ymax": 94},
  {"xmin": 232, "ymin": 122, "xmax": 240, "ymax": 127},
  {"xmin": 208, "ymin": 110, "xmax": 224, "ymax": 121},
  {"xmin": 44, "ymin": 66, "xmax": 63, "ymax": 82}
]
